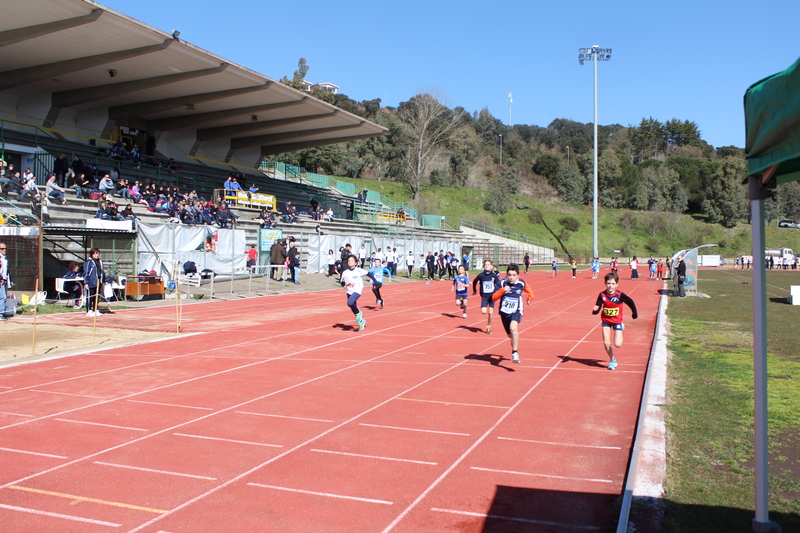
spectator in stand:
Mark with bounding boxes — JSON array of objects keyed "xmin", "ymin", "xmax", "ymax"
[
  {"xmin": 98, "ymin": 173, "xmax": 115, "ymax": 195},
  {"xmin": 130, "ymin": 144, "xmax": 140, "ymax": 164},
  {"xmin": 95, "ymin": 200, "xmax": 112, "ymax": 220},
  {"xmin": 105, "ymin": 200, "xmax": 124, "ymax": 221},
  {"xmin": 324, "ymin": 207, "xmax": 334, "ymax": 222},
  {"xmin": 116, "ymin": 178, "xmax": 130, "ymax": 199},
  {"xmin": 53, "ymin": 153, "xmax": 70, "ymax": 187},
  {"xmin": 199, "ymin": 202, "xmax": 215, "ymax": 225},
  {"xmin": 309, "ymin": 196, "xmax": 319, "ymax": 214},
  {"xmin": 45, "ymin": 173, "xmax": 67, "ymax": 204},
  {"xmin": 70, "ymin": 172, "xmax": 90, "ymax": 199},
  {"xmin": 179, "ymin": 202, "xmax": 196, "ymax": 225},
  {"xmin": 121, "ymin": 203, "xmax": 137, "ymax": 224},
  {"xmin": 31, "ymin": 194, "xmax": 51, "ymax": 225},
  {"xmin": 19, "ymin": 174, "xmax": 38, "ymax": 202},
  {"xmin": 72, "ymin": 155, "xmax": 84, "ymax": 177},
  {"xmin": 315, "ymin": 223, "xmax": 323, "ymax": 235},
  {"xmin": 396, "ymin": 207, "xmax": 405, "ymax": 225},
  {"xmin": 7, "ymin": 171, "xmax": 22, "ymax": 198},
  {"xmin": 216, "ymin": 201, "xmax": 231, "ymax": 228},
  {"xmin": 0, "ymin": 159, "xmax": 9, "ymax": 196},
  {"xmin": 270, "ymin": 238, "xmax": 287, "ymax": 280}
]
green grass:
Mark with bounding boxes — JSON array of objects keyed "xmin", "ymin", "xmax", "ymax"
[
  {"xmin": 331, "ymin": 175, "xmax": 800, "ymax": 259},
  {"xmin": 664, "ymin": 270, "xmax": 800, "ymax": 532}
]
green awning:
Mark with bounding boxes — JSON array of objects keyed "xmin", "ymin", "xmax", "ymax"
[{"xmin": 744, "ymin": 55, "xmax": 800, "ymax": 185}]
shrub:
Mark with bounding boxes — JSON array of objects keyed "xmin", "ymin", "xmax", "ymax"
[{"xmin": 559, "ymin": 215, "xmax": 581, "ymax": 232}]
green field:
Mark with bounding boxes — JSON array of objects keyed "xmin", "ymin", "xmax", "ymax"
[{"xmin": 664, "ymin": 269, "xmax": 800, "ymax": 532}]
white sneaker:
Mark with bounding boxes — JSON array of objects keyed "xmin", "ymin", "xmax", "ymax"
[
  {"xmin": 462, "ymin": 312, "xmax": 467, "ymax": 319},
  {"xmin": 86, "ymin": 311, "xmax": 95, "ymax": 317},
  {"xmin": 512, "ymin": 352, "xmax": 520, "ymax": 363}
]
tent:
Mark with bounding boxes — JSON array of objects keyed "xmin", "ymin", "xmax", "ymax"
[{"xmin": 743, "ymin": 55, "xmax": 800, "ymax": 533}]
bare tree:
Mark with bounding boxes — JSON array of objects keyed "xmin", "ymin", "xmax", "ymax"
[{"xmin": 398, "ymin": 90, "xmax": 462, "ymax": 200}]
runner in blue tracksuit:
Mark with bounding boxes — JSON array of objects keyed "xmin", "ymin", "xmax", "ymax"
[
  {"xmin": 451, "ymin": 264, "xmax": 470, "ymax": 318},
  {"xmin": 472, "ymin": 259, "xmax": 500, "ymax": 334},
  {"xmin": 369, "ymin": 260, "xmax": 393, "ymax": 309}
]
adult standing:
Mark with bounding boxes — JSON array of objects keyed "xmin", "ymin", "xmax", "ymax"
[
  {"xmin": 0, "ymin": 242, "xmax": 11, "ymax": 320},
  {"xmin": 629, "ymin": 256, "xmax": 639, "ymax": 280},
  {"xmin": 386, "ymin": 247, "xmax": 396, "ymax": 277},
  {"xmin": 287, "ymin": 240, "xmax": 300, "ymax": 285},
  {"xmin": 53, "ymin": 153, "xmax": 69, "ymax": 187},
  {"xmin": 83, "ymin": 247, "xmax": 106, "ymax": 317},
  {"xmin": 674, "ymin": 255, "xmax": 687, "ymax": 298},
  {"xmin": 270, "ymin": 239, "xmax": 287, "ymax": 280}
]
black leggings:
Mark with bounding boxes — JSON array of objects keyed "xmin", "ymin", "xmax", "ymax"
[
  {"xmin": 372, "ymin": 283, "xmax": 383, "ymax": 302},
  {"xmin": 86, "ymin": 286, "xmax": 100, "ymax": 312}
]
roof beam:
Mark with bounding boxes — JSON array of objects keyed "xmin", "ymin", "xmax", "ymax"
[
  {"xmin": 151, "ymin": 95, "xmax": 306, "ymax": 131},
  {"xmin": 0, "ymin": 39, "xmax": 173, "ymax": 92},
  {"xmin": 0, "ymin": 9, "xmax": 103, "ymax": 48},
  {"xmin": 52, "ymin": 63, "xmax": 228, "ymax": 108},
  {"xmin": 231, "ymin": 122, "xmax": 366, "ymax": 150},
  {"xmin": 108, "ymin": 82, "xmax": 272, "ymax": 120},
  {"xmin": 196, "ymin": 111, "xmax": 337, "ymax": 141},
  {"xmin": 259, "ymin": 133, "xmax": 385, "ymax": 157}
]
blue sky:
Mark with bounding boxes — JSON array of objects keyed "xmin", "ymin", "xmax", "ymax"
[{"xmin": 102, "ymin": 0, "xmax": 800, "ymax": 149}]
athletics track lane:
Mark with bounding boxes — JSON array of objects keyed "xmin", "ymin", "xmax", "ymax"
[{"xmin": 0, "ymin": 269, "xmax": 660, "ymax": 532}]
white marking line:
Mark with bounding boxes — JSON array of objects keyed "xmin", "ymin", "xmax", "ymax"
[
  {"xmin": 237, "ymin": 411, "xmax": 333, "ymax": 423},
  {"xmin": 94, "ymin": 462, "xmax": 216, "ymax": 481},
  {"xmin": 497, "ymin": 436, "xmax": 622, "ymax": 450},
  {"xmin": 431, "ymin": 507, "xmax": 601, "ymax": 530},
  {"xmin": 0, "ymin": 503, "xmax": 121, "ymax": 527},
  {"xmin": 471, "ymin": 466, "xmax": 612, "ymax": 484},
  {"xmin": 248, "ymin": 483, "xmax": 392, "ymax": 505},
  {"xmin": 31, "ymin": 389, "xmax": 107, "ymax": 399},
  {"xmin": 311, "ymin": 449, "xmax": 437, "ymax": 466},
  {"xmin": 127, "ymin": 399, "xmax": 213, "ymax": 411},
  {"xmin": 54, "ymin": 419, "xmax": 148, "ymax": 432},
  {"xmin": 0, "ymin": 385, "xmax": 13, "ymax": 389},
  {"xmin": 360, "ymin": 423, "xmax": 469, "ymax": 437},
  {"xmin": 0, "ymin": 447, "xmax": 67, "ymax": 459},
  {"xmin": 0, "ymin": 411, "xmax": 34, "ymax": 417},
  {"xmin": 173, "ymin": 433, "xmax": 282, "ymax": 448}
]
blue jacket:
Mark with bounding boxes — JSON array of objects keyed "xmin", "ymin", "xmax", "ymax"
[{"xmin": 83, "ymin": 258, "xmax": 105, "ymax": 288}]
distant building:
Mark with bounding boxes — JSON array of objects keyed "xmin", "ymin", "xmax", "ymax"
[{"xmin": 301, "ymin": 80, "xmax": 340, "ymax": 94}]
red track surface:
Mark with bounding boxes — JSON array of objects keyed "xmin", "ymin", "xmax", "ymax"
[{"xmin": 0, "ymin": 269, "xmax": 661, "ymax": 532}]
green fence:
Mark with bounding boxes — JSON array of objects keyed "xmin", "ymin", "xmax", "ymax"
[
  {"xmin": 461, "ymin": 219, "xmax": 555, "ymax": 248},
  {"xmin": 420, "ymin": 215, "xmax": 442, "ymax": 229}
]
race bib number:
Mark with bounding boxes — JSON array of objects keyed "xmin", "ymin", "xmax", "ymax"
[
  {"xmin": 482, "ymin": 281, "xmax": 495, "ymax": 293},
  {"xmin": 457, "ymin": 282, "xmax": 467, "ymax": 291},
  {"xmin": 501, "ymin": 298, "xmax": 519, "ymax": 314},
  {"xmin": 603, "ymin": 307, "xmax": 619, "ymax": 317}
]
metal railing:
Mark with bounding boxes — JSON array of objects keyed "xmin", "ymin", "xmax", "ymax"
[{"xmin": 461, "ymin": 219, "xmax": 555, "ymax": 249}]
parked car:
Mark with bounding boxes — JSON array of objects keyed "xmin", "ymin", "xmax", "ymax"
[{"xmin": 778, "ymin": 220, "xmax": 797, "ymax": 228}]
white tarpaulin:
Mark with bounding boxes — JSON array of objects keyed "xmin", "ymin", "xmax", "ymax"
[
  {"xmin": 305, "ymin": 234, "xmax": 462, "ymax": 274},
  {"xmin": 137, "ymin": 224, "xmax": 246, "ymax": 278}
]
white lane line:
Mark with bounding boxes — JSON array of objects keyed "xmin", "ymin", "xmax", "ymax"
[
  {"xmin": 431, "ymin": 507, "xmax": 601, "ymax": 530},
  {"xmin": 0, "ymin": 503, "xmax": 121, "ymax": 527},
  {"xmin": 94, "ymin": 462, "xmax": 216, "ymax": 481},
  {"xmin": 127, "ymin": 400, "xmax": 213, "ymax": 411},
  {"xmin": 0, "ymin": 411, "xmax": 34, "ymax": 417},
  {"xmin": 311, "ymin": 449, "xmax": 437, "ymax": 466},
  {"xmin": 0, "ymin": 385, "xmax": 13, "ymax": 389},
  {"xmin": 471, "ymin": 466, "xmax": 612, "ymax": 484},
  {"xmin": 236, "ymin": 411, "xmax": 333, "ymax": 423},
  {"xmin": 248, "ymin": 483, "xmax": 392, "ymax": 505},
  {"xmin": 173, "ymin": 433, "xmax": 282, "ymax": 448},
  {"xmin": 0, "ymin": 447, "xmax": 67, "ymax": 459},
  {"xmin": 31, "ymin": 390, "xmax": 107, "ymax": 399},
  {"xmin": 360, "ymin": 423, "xmax": 469, "ymax": 437},
  {"xmin": 497, "ymin": 436, "xmax": 622, "ymax": 450},
  {"xmin": 54, "ymin": 419, "xmax": 149, "ymax": 432}
]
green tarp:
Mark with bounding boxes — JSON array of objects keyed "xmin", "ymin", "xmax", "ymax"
[{"xmin": 744, "ymin": 55, "xmax": 800, "ymax": 184}]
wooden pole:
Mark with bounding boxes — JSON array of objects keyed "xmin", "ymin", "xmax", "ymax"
[
  {"xmin": 31, "ymin": 279, "xmax": 38, "ymax": 357},
  {"xmin": 91, "ymin": 283, "xmax": 100, "ymax": 344}
]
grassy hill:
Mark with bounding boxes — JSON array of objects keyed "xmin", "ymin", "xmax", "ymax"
[{"xmin": 333, "ymin": 176, "xmax": 800, "ymax": 260}]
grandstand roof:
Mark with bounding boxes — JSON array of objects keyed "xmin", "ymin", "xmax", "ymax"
[{"xmin": 0, "ymin": 0, "xmax": 386, "ymax": 165}]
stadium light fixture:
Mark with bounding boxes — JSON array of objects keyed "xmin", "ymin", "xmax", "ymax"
[{"xmin": 578, "ymin": 44, "xmax": 612, "ymax": 259}]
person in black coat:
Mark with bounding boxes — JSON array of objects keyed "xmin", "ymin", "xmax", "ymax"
[
  {"xmin": 53, "ymin": 153, "xmax": 70, "ymax": 187},
  {"xmin": 674, "ymin": 255, "xmax": 687, "ymax": 298}
]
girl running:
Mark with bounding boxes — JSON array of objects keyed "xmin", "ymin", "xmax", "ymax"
[
  {"xmin": 570, "ymin": 259, "xmax": 578, "ymax": 279},
  {"xmin": 472, "ymin": 259, "xmax": 500, "ymax": 334},
  {"xmin": 370, "ymin": 259, "xmax": 392, "ymax": 308},
  {"xmin": 492, "ymin": 264, "xmax": 534, "ymax": 363},
  {"xmin": 591, "ymin": 257, "xmax": 601, "ymax": 279},
  {"xmin": 340, "ymin": 255, "xmax": 377, "ymax": 331},
  {"xmin": 451, "ymin": 264, "xmax": 470, "ymax": 318},
  {"xmin": 592, "ymin": 272, "xmax": 638, "ymax": 370}
]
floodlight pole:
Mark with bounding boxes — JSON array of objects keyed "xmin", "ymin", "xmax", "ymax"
[
  {"xmin": 499, "ymin": 134, "xmax": 503, "ymax": 167},
  {"xmin": 579, "ymin": 45, "xmax": 611, "ymax": 259}
]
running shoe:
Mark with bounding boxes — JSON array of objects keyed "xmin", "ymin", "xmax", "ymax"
[
  {"xmin": 512, "ymin": 352, "xmax": 520, "ymax": 363},
  {"xmin": 358, "ymin": 317, "xmax": 367, "ymax": 331},
  {"xmin": 485, "ymin": 326, "xmax": 492, "ymax": 334},
  {"xmin": 608, "ymin": 359, "xmax": 617, "ymax": 370},
  {"xmin": 380, "ymin": 300, "xmax": 384, "ymax": 309},
  {"xmin": 462, "ymin": 312, "xmax": 467, "ymax": 319},
  {"xmin": 86, "ymin": 311, "xmax": 95, "ymax": 318}
]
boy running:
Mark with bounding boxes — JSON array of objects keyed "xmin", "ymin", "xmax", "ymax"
[
  {"xmin": 570, "ymin": 258, "xmax": 577, "ymax": 279},
  {"xmin": 592, "ymin": 272, "xmax": 638, "ymax": 370},
  {"xmin": 591, "ymin": 257, "xmax": 601, "ymax": 279},
  {"xmin": 340, "ymin": 255, "xmax": 377, "ymax": 331},
  {"xmin": 473, "ymin": 259, "xmax": 500, "ymax": 334},
  {"xmin": 369, "ymin": 259, "xmax": 392, "ymax": 308},
  {"xmin": 551, "ymin": 260, "xmax": 558, "ymax": 278},
  {"xmin": 451, "ymin": 264, "xmax": 470, "ymax": 318},
  {"xmin": 491, "ymin": 264, "xmax": 534, "ymax": 363}
]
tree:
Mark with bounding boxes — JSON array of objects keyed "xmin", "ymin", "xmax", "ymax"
[
  {"xmin": 778, "ymin": 181, "xmax": 800, "ymax": 220},
  {"xmin": 702, "ymin": 157, "xmax": 748, "ymax": 227},
  {"xmin": 532, "ymin": 152, "xmax": 561, "ymax": 181},
  {"xmin": 664, "ymin": 119, "xmax": 701, "ymax": 147},
  {"xmin": 280, "ymin": 57, "xmax": 309, "ymax": 90},
  {"xmin": 629, "ymin": 117, "xmax": 666, "ymax": 162},
  {"xmin": 397, "ymin": 91, "xmax": 462, "ymax": 200},
  {"xmin": 597, "ymin": 149, "xmax": 623, "ymax": 208},
  {"xmin": 634, "ymin": 165, "xmax": 687, "ymax": 213},
  {"xmin": 552, "ymin": 161, "xmax": 588, "ymax": 204},
  {"xmin": 484, "ymin": 166, "xmax": 519, "ymax": 215}
]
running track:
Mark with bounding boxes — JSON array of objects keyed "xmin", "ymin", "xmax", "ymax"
[{"xmin": 0, "ymin": 269, "xmax": 661, "ymax": 532}]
